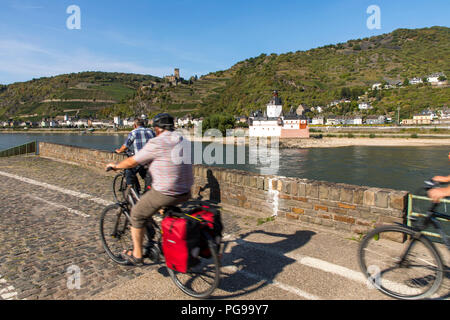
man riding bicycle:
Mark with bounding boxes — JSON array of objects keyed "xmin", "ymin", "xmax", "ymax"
[
  {"xmin": 106, "ymin": 113, "xmax": 193, "ymax": 265},
  {"xmin": 115, "ymin": 118, "xmax": 155, "ymax": 194}
]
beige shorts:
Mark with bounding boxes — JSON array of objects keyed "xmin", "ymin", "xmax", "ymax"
[{"xmin": 130, "ymin": 188, "xmax": 191, "ymax": 228}]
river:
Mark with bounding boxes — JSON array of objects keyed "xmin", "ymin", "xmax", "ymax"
[{"xmin": 0, "ymin": 132, "xmax": 448, "ymax": 194}]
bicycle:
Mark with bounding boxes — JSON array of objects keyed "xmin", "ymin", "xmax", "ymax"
[
  {"xmin": 112, "ymin": 150, "xmax": 150, "ymax": 203},
  {"xmin": 358, "ymin": 179, "xmax": 450, "ymax": 300},
  {"xmin": 100, "ymin": 168, "xmax": 221, "ymax": 299}
]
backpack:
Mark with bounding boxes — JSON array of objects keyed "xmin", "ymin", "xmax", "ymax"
[{"xmin": 161, "ymin": 206, "xmax": 223, "ymax": 273}]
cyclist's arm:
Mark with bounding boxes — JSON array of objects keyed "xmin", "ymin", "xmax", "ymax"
[
  {"xmin": 432, "ymin": 175, "xmax": 450, "ymax": 183},
  {"xmin": 120, "ymin": 131, "xmax": 136, "ymax": 153},
  {"xmin": 115, "ymin": 144, "xmax": 128, "ymax": 154},
  {"xmin": 428, "ymin": 185, "xmax": 450, "ymax": 203},
  {"xmin": 106, "ymin": 156, "xmax": 138, "ymax": 171}
]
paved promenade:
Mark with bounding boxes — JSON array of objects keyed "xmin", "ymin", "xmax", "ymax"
[{"xmin": 0, "ymin": 155, "xmax": 448, "ymax": 300}]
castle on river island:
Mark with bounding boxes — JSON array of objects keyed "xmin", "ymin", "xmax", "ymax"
[{"xmin": 249, "ymin": 91, "xmax": 310, "ymax": 138}]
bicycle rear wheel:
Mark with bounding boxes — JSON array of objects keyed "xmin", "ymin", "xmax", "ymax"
[
  {"xmin": 100, "ymin": 204, "xmax": 132, "ymax": 265},
  {"xmin": 167, "ymin": 239, "xmax": 221, "ymax": 299},
  {"xmin": 358, "ymin": 225, "xmax": 444, "ymax": 300}
]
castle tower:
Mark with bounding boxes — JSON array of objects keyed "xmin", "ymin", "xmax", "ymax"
[
  {"xmin": 266, "ymin": 90, "xmax": 283, "ymax": 118},
  {"xmin": 174, "ymin": 68, "xmax": 180, "ymax": 80}
]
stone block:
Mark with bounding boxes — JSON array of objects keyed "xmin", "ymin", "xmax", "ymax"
[
  {"xmin": 389, "ymin": 193, "xmax": 407, "ymax": 211},
  {"xmin": 319, "ymin": 184, "xmax": 329, "ymax": 200},
  {"xmin": 292, "ymin": 208, "xmax": 305, "ymax": 215},
  {"xmin": 306, "ymin": 183, "xmax": 319, "ymax": 199},
  {"xmin": 338, "ymin": 203, "xmax": 356, "ymax": 210},
  {"xmin": 353, "ymin": 188, "xmax": 365, "ymax": 205},
  {"xmin": 314, "ymin": 205, "xmax": 328, "ymax": 212},
  {"xmin": 297, "ymin": 182, "xmax": 306, "ymax": 197},
  {"xmin": 250, "ymin": 177, "xmax": 257, "ymax": 188},
  {"xmin": 340, "ymin": 188, "xmax": 354, "ymax": 203},
  {"xmin": 291, "ymin": 182, "xmax": 298, "ymax": 197},
  {"xmin": 333, "ymin": 214, "xmax": 356, "ymax": 224},
  {"xmin": 257, "ymin": 177, "xmax": 265, "ymax": 190},
  {"xmin": 363, "ymin": 189, "xmax": 376, "ymax": 206},
  {"xmin": 287, "ymin": 212, "xmax": 300, "ymax": 220},
  {"xmin": 375, "ymin": 191, "xmax": 389, "ymax": 208}
]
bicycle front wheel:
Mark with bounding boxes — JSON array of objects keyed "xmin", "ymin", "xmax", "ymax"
[
  {"xmin": 358, "ymin": 225, "xmax": 444, "ymax": 300},
  {"xmin": 168, "ymin": 240, "xmax": 221, "ymax": 299},
  {"xmin": 100, "ymin": 204, "xmax": 132, "ymax": 265}
]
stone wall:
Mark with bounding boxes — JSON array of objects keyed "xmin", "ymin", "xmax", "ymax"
[{"xmin": 39, "ymin": 142, "xmax": 409, "ymax": 236}]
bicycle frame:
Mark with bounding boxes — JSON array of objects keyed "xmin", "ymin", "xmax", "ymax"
[{"xmin": 407, "ymin": 194, "xmax": 450, "ymax": 248}]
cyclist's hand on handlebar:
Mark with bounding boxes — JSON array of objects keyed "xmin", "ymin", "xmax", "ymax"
[
  {"xmin": 106, "ymin": 163, "xmax": 118, "ymax": 172},
  {"xmin": 428, "ymin": 188, "xmax": 450, "ymax": 203},
  {"xmin": 115, "ymin": 149, "xmax": 122, "ymax": 154}
]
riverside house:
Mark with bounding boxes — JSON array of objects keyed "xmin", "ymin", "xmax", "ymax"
[{"xmin": 365, "ymin": 115, "xmax": 386, "ymax": 125}]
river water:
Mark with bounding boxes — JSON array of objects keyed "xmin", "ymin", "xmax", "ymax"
[{"xmin": 0, "ymin": 132, "xmax": 449, "ymax": 193}]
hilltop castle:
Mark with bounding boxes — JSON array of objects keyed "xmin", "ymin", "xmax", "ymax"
[{"xmin": 165, "ymin": 68, "xmax": 181, "ymax": 84}]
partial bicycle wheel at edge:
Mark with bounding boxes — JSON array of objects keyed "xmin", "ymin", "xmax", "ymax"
[
  {"xmin": 358, "ymin": 225, "xmax": 444, "ymax": 300},
  {"xmin": 100, "ymin": 204, "xmax": 131, "ymax": 265},
  {"xmin": 167, "ymin": 240, "xmax": 220, "ymax": 299}
]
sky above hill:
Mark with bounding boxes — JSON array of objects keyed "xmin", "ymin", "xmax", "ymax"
[{"xmin": 0, "ymin": 0, "xmax": 449, "ymax": 84}]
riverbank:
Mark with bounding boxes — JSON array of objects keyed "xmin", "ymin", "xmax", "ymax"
[
  {"xmin": 278, "ymin": 137, "xmax": 450, "ymax": 148},
  {"xmin": 189, "ymin": 135, "xmax": 450, "ymax": 148}
]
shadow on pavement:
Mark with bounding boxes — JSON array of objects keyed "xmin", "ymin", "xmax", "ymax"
[{"xmin": 214, "ymin": 229, "xmax": 316, "ymax": 299}]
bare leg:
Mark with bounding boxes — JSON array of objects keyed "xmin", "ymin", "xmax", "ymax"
[{"xmin": 131, "ymin": 227, "xmax": 145, "ymax": 259}]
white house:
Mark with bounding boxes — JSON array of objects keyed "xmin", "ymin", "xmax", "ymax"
[
  {"xmin": 74, "ymin": 119, "xmax": 89, "ymax": 127},
  {"xmin": 113, "ymin": 116, "xmax": 122, "ymax": 126},
  {"xmin": 365, "ymin": 115, "xmax": 386, "ymax": 125},
  {"xmin": 372, "ymin": 83, "xmax": 383, "ymax": 90},
  {"xmin": 123, "ymin": 118, "xmax": 134, "ymax": 127},
  {"xmin": 344, "ymin": 116, "xmax": 363, "ymax": 125},
  {"xmin": 409, "ymin": 77, "xmax": 423, "ymax": 85},
  {"xmin": 311, "ymin": 117, "xmax": 324, "ymax": 125},
  {"xmin": 439, "ymin": 108, "xmax": 450, "ymax": 119},
  {"xmin": 358, "ymin": 102, "xmax": 373, "ymax": 110},
  {"xmin": 427, "ymin": 72, "xmax": 446, "ymax": 84}
]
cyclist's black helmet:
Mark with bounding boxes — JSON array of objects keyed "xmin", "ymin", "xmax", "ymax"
[{"xmin": 153, "ymin": 113, "xmax": 175, "ymax": 130}]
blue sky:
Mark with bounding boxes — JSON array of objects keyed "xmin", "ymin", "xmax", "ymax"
[{"xmin": 0, "ymin": 0, "xmax": 449, "ymax": 84}]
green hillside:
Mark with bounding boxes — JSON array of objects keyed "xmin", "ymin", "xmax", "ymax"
[
  {"xmin": 1, "ymin": 26, "xmax": 449, "ymax": 121},
  {"xmin": 198, "ymin": 26, "xmax": 449, "ymax": 117},
  {"xmin": 0, "ymin": 72, "xmax": 159, "ymax": 120}
]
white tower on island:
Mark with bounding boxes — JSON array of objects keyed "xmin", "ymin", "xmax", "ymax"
[{"xmin": 266, "ymin": 91, "xmax": 283, "ymax": 118}]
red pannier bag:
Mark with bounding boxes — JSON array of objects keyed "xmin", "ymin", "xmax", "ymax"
[
  {"xmin": 161, "ymin": 213, "xmax": 201, "ymax": 273},
  {"xmin": 162, "ymin": 206, "xmax": 223, "ymax": 273},
  {"xmin": 188, "ymin": 206, "xmax": 223, "ymax": 259}
]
